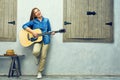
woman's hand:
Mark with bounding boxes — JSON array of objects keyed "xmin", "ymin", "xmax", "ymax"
[
  {"xmin": 51, "ymin": 31, "xmax": 55, "ymax": 35},
  {"xmin": 25, "ymin": 27, "xmax": 39, "ymax": 38},
  {"xmin": 32, "ymin": 30, "xmax": 39, "ymax": 38}
]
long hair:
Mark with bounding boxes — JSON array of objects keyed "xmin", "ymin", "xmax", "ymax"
[{"xmin": 29, "ymin": 8, "xmax": 40, "ymax": 21}]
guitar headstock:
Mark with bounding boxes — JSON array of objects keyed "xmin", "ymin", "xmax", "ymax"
[{"xmin": 58, "ymin": 29, "xmax": 66, "ymax": 33}]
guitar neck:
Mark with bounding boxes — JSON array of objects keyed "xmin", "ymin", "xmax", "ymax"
[
  {"xmin": 38, "ymin": 31, "xmax": 59, "ymax": 36},
  {"xmin": 38, "ymin": 29, "xmax": 65, "ymax": 36}
]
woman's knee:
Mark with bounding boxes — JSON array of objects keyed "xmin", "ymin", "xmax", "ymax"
[
  {"xmin": 32, "ymin": 49, "xmax": 40, "ymax": 56},
  {"xmin": 33, "ymin": 43, "xmax": 41, "ymax": 56}
]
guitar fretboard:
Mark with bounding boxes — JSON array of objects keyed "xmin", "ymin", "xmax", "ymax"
[{"xmin": 38, "ymin": 31, "xmax": 59, "ymax": 36}]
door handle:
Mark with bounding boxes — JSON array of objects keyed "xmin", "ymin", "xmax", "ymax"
[
  {"xmin": 105, "ymin": 22, "xmax": 112, "ymax": 26},
  {"xmin": 8, "ymin": 21, "xmax": 15, "ymax": 25},
  {"xmin": 87, "ymin": 11, "xmax": 96, "ymax": 15},
  {"xmin": 64, "ymin": 21, "xmax": 71, "ymax": 25}
]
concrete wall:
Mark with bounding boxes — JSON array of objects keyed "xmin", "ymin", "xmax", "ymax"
[{"xmin": 0, "ymin": 0, "xmax": 120, "ymax": 76}]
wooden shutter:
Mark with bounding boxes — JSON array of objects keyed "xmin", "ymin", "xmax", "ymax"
[
  {"xmin": 63, "ymin": 0, "xmax": 89, "ymax": 39},
  {"xmin": 63, "ymin": 0, "xmax": 113, "ymax": 42},
  {"xmin": 0, "ymin": 0, "xmax": 17, "ymax": 41}
]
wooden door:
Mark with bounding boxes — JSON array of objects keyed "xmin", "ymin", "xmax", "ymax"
[
  {"xmin": 0, "ymin": 0, "xmax": 17, "ymax": 41},
  {"xmin": 63, "ymin": 0, "xmax": 113, "ymax": 42}
]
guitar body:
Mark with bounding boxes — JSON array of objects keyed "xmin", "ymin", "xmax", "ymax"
[
  {"xmin": 19, "ymin": 29, "xmax": 42, "ymax": 47},
  {"xmin": 19, "ymin": 28, "xmax": 66, "ymax": 47}
]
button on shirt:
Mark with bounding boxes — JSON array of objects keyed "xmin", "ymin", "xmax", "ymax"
[{"xmin": 22, "ymin": 17, "xmax": 51, "ymax": 44}]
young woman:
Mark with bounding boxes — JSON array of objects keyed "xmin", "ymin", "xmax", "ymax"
[{"xmin": 22, "ymin": 7, "xmax": 55, "ymax": 79}]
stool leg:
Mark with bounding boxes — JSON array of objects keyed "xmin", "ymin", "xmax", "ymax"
[
  {"xmin": 12, "ymin": 58, "xmax": 16, "ymax": 77},
  {"xmin": 8, "ymin": 57, "xmax": 15, "ymax": 77},
  {"xmin": 8, "ymin": 58, "xmax": 14, "ymax": 77},
  {"xmin": 16, "ymin": 56, "xmax": 21, "ymax": 76},
  {"xmin": 13, "ymin": 57, "xmax": 20, "ymax": 77}
]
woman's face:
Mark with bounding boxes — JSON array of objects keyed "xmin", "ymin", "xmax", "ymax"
[{"xmin": 34, "ymin": 9, "xmax": 42, "ymax": 18}]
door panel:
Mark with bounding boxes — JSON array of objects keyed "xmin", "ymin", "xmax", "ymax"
[
  {"xmin": 103, "ymin": 0, "xmax": 113, "ymax": 39},
  {"xmin": 64, "ymin": 0, "xmax": 89, "ymax": 38},
  {"xmin": 0, "ymin": 0, "xmax": 17, "ymax": 41},
  {"xmin": 88, "ymin": 0, "xmax": 103, "ymax": 38},
  {"xmin": 0, "ymin": 0, "xmax": 4, "ymax": 37}
]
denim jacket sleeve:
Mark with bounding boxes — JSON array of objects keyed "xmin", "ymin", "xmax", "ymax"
[{"xmin": 22, "ymin": 20, "xmax": 34, "ymax": 29}]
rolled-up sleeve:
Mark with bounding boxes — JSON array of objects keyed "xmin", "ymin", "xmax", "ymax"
[{"xmin": 22, "ymin": 21, "xmax": 34, "ymax": 29}]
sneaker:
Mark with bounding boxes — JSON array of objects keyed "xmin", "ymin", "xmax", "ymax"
[
  {"xmin": 37, "ymin": 72, "xmax": 42, "ymax": 79},
  {"xmin": 34, "ymin": 56, "xmax": 39, "ymax": 65}
]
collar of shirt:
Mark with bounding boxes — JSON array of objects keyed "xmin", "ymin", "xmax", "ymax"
[{"xmin": 34, "ymin": 16, "xmax": 44, "ymax": 22}]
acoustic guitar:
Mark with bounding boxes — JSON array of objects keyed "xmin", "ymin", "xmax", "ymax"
[{"xmin": 19, "ymin": 29, "xmax": 66, "ymax": 47}]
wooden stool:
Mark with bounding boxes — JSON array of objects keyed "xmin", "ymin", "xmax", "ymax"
[{"xmin": 8, "ymin": 55, "xmax": 24, "ymax": 77}]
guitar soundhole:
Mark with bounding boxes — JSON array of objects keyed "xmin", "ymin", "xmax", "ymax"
[
  {"xmin": 27, "ymin": 33, "xmax": 38, "ymax": 42},
  {"xmin": 30, "ymin": 37, "xmax": 38, "ymax": 42}
]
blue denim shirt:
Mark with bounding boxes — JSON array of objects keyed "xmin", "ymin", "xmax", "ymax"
[{"xmin": 22, "ymin": 17, "xmax": 51, "ymax": 44}]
